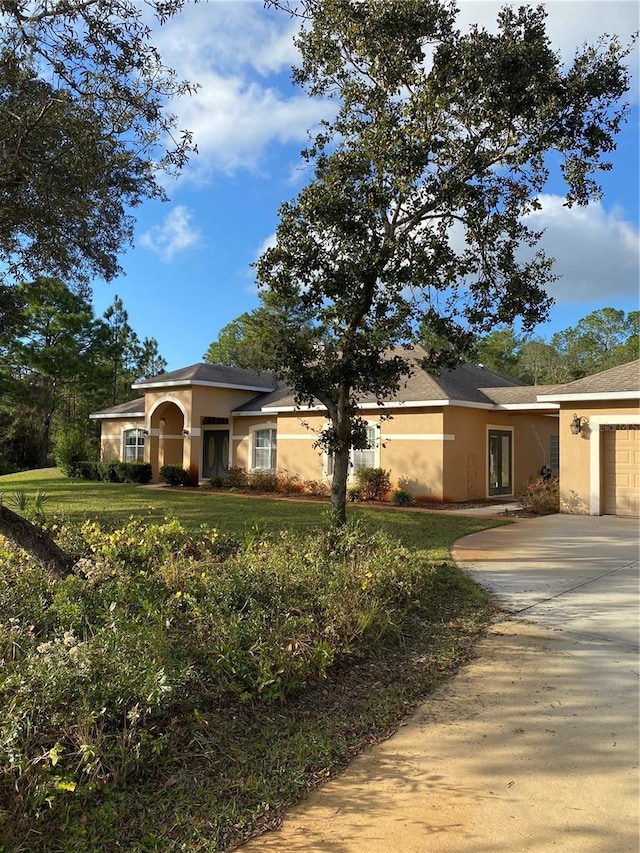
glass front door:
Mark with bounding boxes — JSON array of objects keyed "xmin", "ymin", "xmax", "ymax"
[
  {"xmin": 202, "ymin": 430, "xmax": 229, "ymax": 479},
  {"xmin": 488, "ymin": 430, "xmax": 512, "ymax": 496}
]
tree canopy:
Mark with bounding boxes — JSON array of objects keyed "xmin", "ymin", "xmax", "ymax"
[
  {"xmin": 254, "ymin": 0, "xmax": 634, "ymax": 521},
  {"xmin": 203, "ymin": 310, "xmax": 273, "ymax": 372},
  {"xmin": 0, "ymin": 0, "xmax": 196, "ymax": 289},
  {"xmin": 475, "ymin": 309, "xmax": 639, "ymax": 384}
]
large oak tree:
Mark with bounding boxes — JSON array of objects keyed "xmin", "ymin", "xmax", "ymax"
[
  {"xmin": 0, "ymin": 0, "xmax": 196, "ymax": 290},
  {"xmin": 255, "ymin": 0, "xmax": 634, "ymax": 522}
]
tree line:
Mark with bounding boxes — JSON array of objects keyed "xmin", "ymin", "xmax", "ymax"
[
  {"xmin": 0, "ymin": 279, "xmax": 166, "ymax": 472},
  {"xmin": 205, "ymin": 306, "xmax": 639, "ymax": 386}
]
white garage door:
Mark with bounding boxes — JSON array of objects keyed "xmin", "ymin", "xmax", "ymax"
[{"xmin": 603, "ymin": 426, "xmax": 640, "ymax": 517}]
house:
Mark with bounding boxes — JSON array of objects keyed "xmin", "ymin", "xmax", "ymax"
[
  {"xmin": 537, "ymin": 359, "xmax": 640, "ymax": 517},
  {"xmin": 91, "ymin": 346, "xmax": 562, "ymax": 504}
]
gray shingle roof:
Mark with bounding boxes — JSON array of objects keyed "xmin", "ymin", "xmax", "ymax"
[
  {"xmin": 537, "ymin": 360, "xmax": 640, "ymax": 399},
  {"xmin": 484, "ymin": 384, "xmax": 564, "ymax": 405},
  {"xmin": 90, "ymin": 397, "xmax": 145, "ymax": 419},
  {"xmin": 233, "ymin": 346, "xmax": 523, "ymax": 412},
  {"xmin": 132, "ymin": 363, "xmax": 275, "ymax": 391}
]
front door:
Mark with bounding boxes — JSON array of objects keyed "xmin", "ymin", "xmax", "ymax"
[
  {"xmin": 202, "ymin": 430, "xmax": 230, "ymax": 479},
  {"xmin": 488, "ymin": 430, "xmax": 512, "ymax": 496}
]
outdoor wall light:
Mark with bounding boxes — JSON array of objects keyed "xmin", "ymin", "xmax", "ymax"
[{"xmin": 570, "ymin": 414, "xmax": 589, "ymax": 435}]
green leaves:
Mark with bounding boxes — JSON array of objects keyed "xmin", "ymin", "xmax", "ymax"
[{"xmin": 0, "ymin": 1, "xmax": 196, "ymax": 286}]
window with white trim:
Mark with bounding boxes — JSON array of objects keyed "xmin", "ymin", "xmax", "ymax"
[
  {"xmin": 549, "ymin": 434, "xmax": 559, "ymax": 469},
  {"xmin": 352, "ymin": 424, "xmax": 378, "ymax": 470},
  {"xmin": 324, "ymin": 422, "xmax": 379, "ymax": 478},
  {"xmin": 123, "ymin": 428, "xmax": 145, "ymax": 462},
  {"xmin": 252, "ymin": 428, "xmax": 277, "ymax": 470}
]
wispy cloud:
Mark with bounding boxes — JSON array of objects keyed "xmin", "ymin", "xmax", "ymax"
[
  {"xmin": 152, "ymin": 3, "xmax": 332, "ymax": 180},
  {"xmin": 139, "ymin": 206, "xmax": 202, "ymax": 261}
]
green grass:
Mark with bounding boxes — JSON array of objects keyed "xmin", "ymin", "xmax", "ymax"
[
  {"xmin": 0, "ymin": 468, "xmax": 503, "ymax": 558},
  {"xmin": 0, "ymin": 468, "xmax": 507, "ymax": 853}
]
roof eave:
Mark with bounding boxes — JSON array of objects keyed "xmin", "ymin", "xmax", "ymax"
[
  {"xmin": 536, "ymin": 390, "xmax": 640, "ymax": 403},
  {"xmin": 132, "ymin": 379, "xmax": 276, "ymax": 393},
  {"xmin": 90, "ymin": 410, "xmax": 145, "ymax": 420}
]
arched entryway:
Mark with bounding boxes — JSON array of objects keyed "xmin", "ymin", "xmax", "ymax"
[{"xmin": 148, "ymin": 400, "xmax": 185, "ymax": 480}]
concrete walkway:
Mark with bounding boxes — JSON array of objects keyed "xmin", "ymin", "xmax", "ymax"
[{"xmin": 240, "ymin": 514, "xmax": 640, "ymax": 853}]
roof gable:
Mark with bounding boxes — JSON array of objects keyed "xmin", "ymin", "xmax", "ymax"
[{"xmin": 132, "ymin": 363, "xmax": 276, "ymax": 392}]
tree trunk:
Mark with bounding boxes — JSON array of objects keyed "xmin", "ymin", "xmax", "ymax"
[
  {"xmin": 329, "ymin": 398, "xmax": 353, "ymax": 525},
  {"xmin": 330, "ymin": 443, "xmax": 351, "ymax": 525},
  {"xmin": 0, "ymin": 503, "xmax": 72, "ymax": 578}
]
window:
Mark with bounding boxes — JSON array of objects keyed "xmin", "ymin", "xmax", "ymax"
[
  {"xmin": 352, "ymin": 424, "xmax": 378, "ymax": 470},
  {"xmin": 549, "ymin": 434, "xmax": 559, "ymax": 469},
  {"xmin": 325, "ymin": 422, "xmax": 379, "ymax": 478},
  {"xmin": 252, "ymin": 428, "xmax": 277, "ymax": 470},
  {"xmin": 123, "ymin": 428, "xmax": 145, "ymax": 462}
]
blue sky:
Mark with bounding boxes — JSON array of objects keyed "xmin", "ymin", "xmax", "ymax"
[{"xmin": 88, "ymin": 1, "xmax": 640, "ymax": 372}]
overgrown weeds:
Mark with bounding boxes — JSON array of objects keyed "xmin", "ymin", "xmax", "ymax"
[{"xmin": 0, "ymin": 513, "xmax": 490, "ymax": 851}]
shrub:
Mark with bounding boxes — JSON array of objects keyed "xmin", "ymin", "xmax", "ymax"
[
  {"xmin": 159, "ymin": 464, "xmax": 188, "ymax": 487},
  {"xmin": 353, "ymin": 467, "xmax": 391, "ymax": 501},
  {"xmin": 0, "ymin": 518, "xmax": 438, "ymax": 820},
  {"xmin": 99, "ymin": 460, "xmax": 123, "ymax": 482},
  {"xmin": 0, "ymin": 461, "xmax": 21, "ymax": 476},
  {"xmin": 54, "ymin": 425, "xmax": 92, "ymax": 477},
  {"xmin": 73, "ymin": 460, "xmax": 101, "ymax": 480},
  {"xmin": 120, "ymin": 462, "xmax": 153, "ymax": 484},
  {"xmin": 276, "ymin": 470, "xmax": 306, "ymax": 494},
  {"xmin": 246, "ymin": 469, "xmax": 279, "ymax": 492},
  {"xmin": 519, "ymin": 477, "xmax": 559, "ymax": 515},
  {"xmin": 391, "ymin": 489, "xmax": 414, "ymax": 507},
  {"xmin": 347, "ymin": 485, "xmax": 361, "ymax": 502},
  {"xmin": 224, "ymin": 466, "xmax": 248, "ymax": 488},
  {"xmin": 304, "ymin": 479, "xmax": 330, "ymax": 497}
]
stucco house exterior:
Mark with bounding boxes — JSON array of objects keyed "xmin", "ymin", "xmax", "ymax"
[
  {"xmin": 91, "ymin": 346, "xmax": 562, "ymax": 505},
  {"xmin": 537, "ymin": 359, "xmax": 640, "ymax": 517}
]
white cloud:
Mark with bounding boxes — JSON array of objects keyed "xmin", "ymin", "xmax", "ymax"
[
  {"xmin": 525, "ymin": 194, "xmax": 640, "ymax": 303},
  {"xmin": 255, "ymin": 232, "xmax": 277, "ymax": 259},
  {"xmin": 139, "ymin": 206, "xmax": 202, "ymax": 261},
  {"xmin": 151, "ymin": 2, "xmax": 331, "ymax": 179}
]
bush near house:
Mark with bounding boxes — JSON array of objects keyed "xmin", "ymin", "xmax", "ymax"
[
  {"xmin": 66, "ymin": 460, "xmax": 153, "ymax": 484},
  {"xmin": 519, "ymin": 476, "xmax": 560, "ymax": 514},
  {"xmin": 159, "ymin": 464, "xmax": 188, "ymax": 486},
  {"xmin": 353, "ymin": 467, "xmax": 391, "ymax": 501}
]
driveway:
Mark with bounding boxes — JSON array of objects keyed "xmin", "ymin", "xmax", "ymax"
[{"xmin": 241, "ymin": 514, "xmax": 639, "ymax": 853}]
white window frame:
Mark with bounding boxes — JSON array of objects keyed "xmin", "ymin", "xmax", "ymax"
[
  {"xmin": 249, "ymin": 422, "xmax": 277, "ymax": 471},
  {"xmin": 549, "ymin": 434, "xmax": 560, "ymax": 469},
  {"xmin": 122, "ymin": 428, "xmax": 145, "ymax": 463},
  {"xmin": 323, "ymin": 421, "xmax": 381, "ymax": 480}
]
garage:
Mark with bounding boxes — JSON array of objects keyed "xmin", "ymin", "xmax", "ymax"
[
  {"xmin": 603, "ymin": 425, "xmax": 640, "ymax": 517},
  {"xmin": 536, "ymin": 360, "xmax": 640, "ymax": 517}
]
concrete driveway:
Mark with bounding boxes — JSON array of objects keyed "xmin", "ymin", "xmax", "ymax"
[{"xmin": 241, "ymin": 514, "xmax": 639, "ymax": 853}]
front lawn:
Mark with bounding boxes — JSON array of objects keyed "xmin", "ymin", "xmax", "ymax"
[{"xmin": 0, "ymin": 469, "xmax": 505, "ymax": 852}]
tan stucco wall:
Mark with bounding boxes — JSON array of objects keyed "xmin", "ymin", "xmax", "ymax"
[
  {"xmin": 442, "ymin": 408, "xmax": 558, "ymax": 502},
  {"xmin": 98, "ymin": 416, "xmax": 145, "ymax": 461},
  {"xmin": 275, "ymin": 412, "xmax": 327, "ymax": 480},
  {"xmin": 144, "ymin": 385, "xmax": 262, "ymax": 482},
  {"xmin": 558, "ymin": 401, "xmax": 640, "ymax": 514},
  {"xmin": 379, "ymin": 409, "xmax": 445, "ymax": 499}
]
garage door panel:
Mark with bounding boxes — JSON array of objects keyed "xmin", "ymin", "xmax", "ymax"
[{"xmin": 603, "ymin": 427, "xmax": 640, "ymax": 517}]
